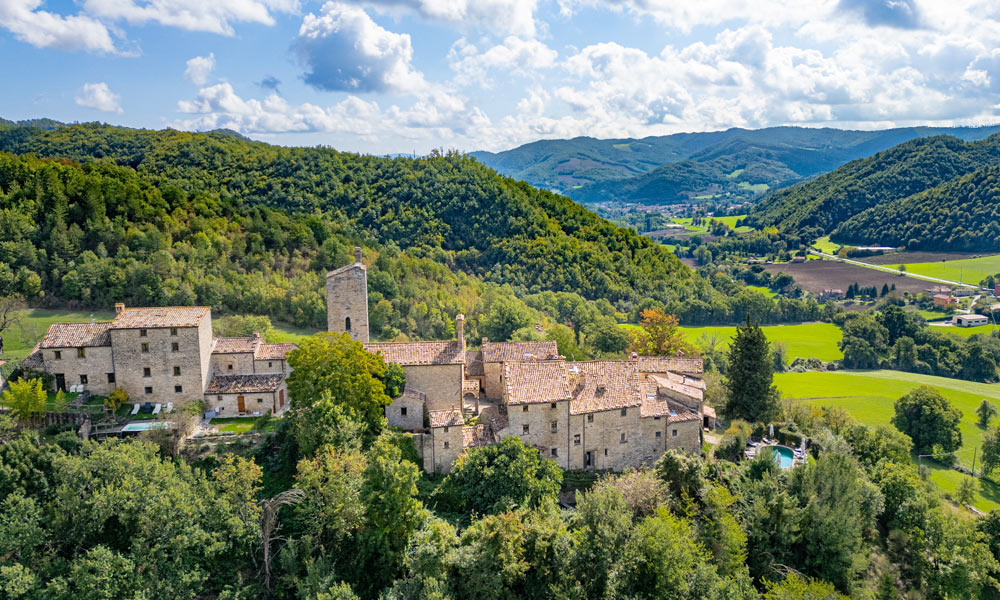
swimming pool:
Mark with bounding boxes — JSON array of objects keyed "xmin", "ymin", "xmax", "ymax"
[
  {"xmin": 121, "ymin": 422, "xmax": 169, "ymax": 433},
  {"xmin": 772, "ymin": 445, "xmax": 795, "ymax": 469}
]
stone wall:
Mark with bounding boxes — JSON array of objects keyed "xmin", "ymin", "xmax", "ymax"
[
  {"xmin": 482, "ymin": 361, "xmax": 503, "ymax": 400},
  {"xmin": 206, "ymin": 384, "xmax": 286, "ymax": 416},
  {"xmin": 501, "ymin": 400, "xmax": 571, "ymax": 469},
  {"xmin": 402, "ymin": 364, "xmax": 463, "ymax": 412},
  {"xmin": 427, "ymin": 425, "xmax": 463, "ymax": 474},
  {"xmin": 326, "ymin": 264, "xmax": 370, "ymax": 342},
  {"xmin": 567, "ymin": 408, "xmax": 651, "ymax": 471},
  {"xmin": 665, "ymin": 419, "xmax": 701, "ymax": 454},
  {"xmin": 42, "ymin": 346, "xmax": 115, "ymax": 396},
  {"xmin": 211, "ymin": 352, "xmax": 254, "ymax": 376},
  {"xmin": 386, "ymin": 393, "xmax": 424, "ymax": 430},
  {"xmin": 253, "ymin": 358, "xmax": 289, "ymax": 375},
  {"xmin": 111, "ymin": 324, "xmax": 210, "ymax": 405}
]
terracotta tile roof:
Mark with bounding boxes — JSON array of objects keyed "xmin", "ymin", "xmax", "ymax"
[
  {"xmin": 326, "ymin": 261, "xmax": 366, "ymax": 278},
  {"xmin": 255, "ymin": 343, "xmax": 298, "ymax": 360},
  {"xmin": 482, "ymin": 340, "xmax": 559, "ymax": 363},
  {"xmin": 111, "ymin": 306, "xmax": 210, "ymax": 329},
  {"xmin": 502, "ymin": 360, "xmax": 570, "ymax": 405},
  {"xmin": 648, "ymin": 373, "xmax": 704, "ymax": 402},
  {"xmin": 669, "ymin": 405, "xmax": 702, "ymax": 423},
  {"xmin": 205, "ymin": 374, "xmax": 284, "ymax": 394},
  {"xmin": 428, "ymin": 407, "xmax": 464, "ymax": 428},
  {"xmin": 364, "ymin": 341, "xmax": 464, "ymax": 366},
  {"xmin": 20, "ymin": 343, "xmax": 43, "ymax": 370},
  {"xmin": 567, "ymin": 361, "xmax": 643, "ymax": 415},
  {"xmin": 703, "ymin": 405, "xmax": 717, "ymax": 419},
  {"xmin": 213, "ymin": 337, "xmax": 258, "ymax": 354},
  {"xmin": 463, "ymin": 424, "xmax": 495, "ymax": 449},
  {"xmin": 39, "ymin": 322, "xmax": 112, "ymax": 348},
  {"xmin": 465, "ymin": 350, "xmax": 485, "ymax": 376},
  {"xmin": 636, "ymin": 356, "xmax": 704, "ymax": 375},
  {"xmin": 640, "ymin": 396, "xmax": 700, "ymax": 422}
]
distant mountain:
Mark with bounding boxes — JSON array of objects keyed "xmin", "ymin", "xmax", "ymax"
[
  {"xmin": 746, "ymin": 134, "xmax": 1000, "ymax": 237},
  {"xmin": 471, "ymin": 125, "xmax": 1000, "ymax": 205}
]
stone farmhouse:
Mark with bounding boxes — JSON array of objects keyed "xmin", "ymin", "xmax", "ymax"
[
  {"xmin": 23, "ymin": 305, "xmax": 293, "ymax": 416},
  {"xmin": 326, "ymin": 249, "xmax": 710, "ymax": 474}
]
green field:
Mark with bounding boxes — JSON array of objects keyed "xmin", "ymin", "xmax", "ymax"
[
  {"xmin": 930, "ymin": 323, "xmax": 1000, "ymax": 339},
  {"xmin": 776, "ymin": 370, "xmax": 1000, "ymax": 511},
  {"xmin": 812, "ymin": 236, "xmax": 841, "ymax": 254},
  {"xmin": 886, "ymin": 254, "xmax": 1000, "ymax": 285},
  {"xmin": 682, "ymin": 322, "xmax": 843, "ymax": 362}
]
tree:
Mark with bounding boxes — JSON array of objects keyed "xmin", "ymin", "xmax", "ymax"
[
  {"xmin": 628, "ymin": 309, "xmax": 697, "ymax": 357},
  {"xmin": 0, "ymin": 296, "xmax": 26, "ymax": 350},
  {"xmin": 287, "ymin": 333, "xmax": 398, "ymax": 452},
  {"xmin": 763, "ymin": 574, "xmax": 846, "ymax": 600},
  {"xmin": 981, "ymin": 425, "xmax": 1000, "ymax": 477},
  {"xmin": 957, "ymin": 476, "xmax": 979, "ymax": 505},
  {"xmin": 1, "ymin": 378, "xmax": 46, "ymax": 426},
  {"xmin": 480, "ymin": 297, "xmax": 533, "ymax": 342},
  {"xmin": 589, "ymin": 318, "xmax": 631, "ymax": 355},
  {"xmin": 891, "ymin": 386, "xmax": 963, "ymax": 453},
  {"xmin": 437, "ymin": 436, "xmax": 562, "ymax": 515},
  {"xmin": 105, "ymin": 388, "xmax": 128, "ymax": 414},
  {"xmin": 978, "ymin": 400, "xmax": 997, "ymax": 428},
  {"xmin": 723, "ymin": 317, "xmax": 780, "ymax": 423},
  {"xmin": 571, "ymin": 484, "xmax": 633, "ymax": 599}
]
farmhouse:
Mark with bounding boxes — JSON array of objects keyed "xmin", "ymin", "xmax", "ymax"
[
  {"xmin": 953, "ymin": 314, "xmax": 989, "ymax": 327},
  {"xmin": 933, "ymin": 294, "xmax": 958, "ymax": 308}
]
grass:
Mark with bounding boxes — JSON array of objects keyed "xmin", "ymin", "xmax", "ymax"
[
  {"xmin": 682, "ymin": 322, "xmax": 844, "ymax": 361},
  {"xmin": 268, "ymin": 322, "xmax": 319, "ymax": 344},
  {"xmin": 885, "ymin": 254, "xmax": 1000, "ymax": 286},
  {"xmin": 737, "ymin": 182, "xmax": 769, "ymax": 193},
  {"xmin": 930, "ymin": 324, "xmax": 1000, "ymax": 339},
  {"xmin": 812, "ymin": 236, "xmax": 841, "ymax": 254},
  {"xmin": 745, "ymin": 285, "xmax": 777, "ymax": 298},
  {"xmin": 210, "ymin": 416, "xmax": 278, "ymax": 434},
  {"xmin": 775, "ymin": 369, "xmax": 1000, "ymax": 511}
]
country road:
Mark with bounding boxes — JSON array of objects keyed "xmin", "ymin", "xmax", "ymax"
[{"xmin": 807, "ymin": 250, "xmax": 985, "ymax": 291}]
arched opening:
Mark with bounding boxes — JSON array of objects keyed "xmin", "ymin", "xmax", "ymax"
[{"xmin": 345, "ymin": 316, "xmax": 352, "ymax": 332}]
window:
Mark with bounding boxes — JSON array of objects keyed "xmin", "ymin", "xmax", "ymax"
[
  {"xmin": 217, "ymin": 395, "xmax": 223, "ymax": 403},
  {"xmin": 141, "ymin": 343, "xmax": 149, "ymax": 353},
  {"xmin": 227, "ymin": 364, "xmax": 233, "ymax": 371},
  {"xmin": 550, "ymin": 448, "xmax": 558, "ymax": 457},
  {"xmin": 174, "ymin": 385, "xmax": 183, "ymax": 393},
  {"xmin": 144, "ymin": 386, "xmax": 153, "ymax": 394},
  {"xmin": 551, "ymin": 420, "xmax": 558, "ymax": 433},
  {"xmin": 139, "ymin": 329, "xmax": 147, "ymax": 337},
  {"xmin": 170, "ymin": 327, "xmax": 177, "ymax": 336},
  {"xmin": 654, "ymin": 416, "xmax": 661, "ymax": 421},
  {"xmin": 345, "ymin": 316, "xmax": 351, "ymax": 331},
  {"xmin": 522, "ymin": 405, "xmax": 529, "ymax": 412},
  {"xmin": 522, "ymin": 424, "xmax": 530, "ymax": 434},
  {"xmin": 672, "ymin": 429, "xmax": 678, "ymax": 438},
  {"xmin": 171, "ymin": 342, "xmax": 179, "ymax": 352},
  {"xmin": 573, "ymin": 434, "xmax": 581, "ymax": 446},
  {"xmin": 268, "ymin": 361, "xmax": 273, "ymax": 368},
  {"xmin": 54, "ymin": 351, "xmax": 62, "ymax": 360},
  {"xmin": 173, "ymin": 366, "xmax": 181, "ymax": 376},
  {"xmin": 79, "ymin": 374, "xmax": 88, "ymax": 384},
  {"xmin": 257, "ymin": 398, "xmax": 263, "ymax": 404},
  {"xmin": 143, "ymin": 367, "xmax": 151, "ymax": 377},
  {"xmin": 587, "ymin": 414, "xmax": 594, "ymax": 423},
  {"xmin": 655, "ymin": 431, "xmax": 662, "ymax": 439},
  {"xmin": 550, "ymin": 402, "xmax": 556, "ymax": 409},
  {"xmin": 443, "ymin": 426, "xmax": 449, "ymax": 433},
  {"xmin": 401, "ymin": 407, "xmax": 408, "ymax": 416},
  {"xmin": 107, "ymin": 373, "xmax": 115, "ymax": 383},
  {"xmin": 620, "ymin": 408, "xmax": 627, "ymax": 417},
  {"xmin": 604, "ymin": 448, "xmax": 608, "ymax": 456},
  {"xmin": 620, "ymin": 433, "xmax": 627, "ymax": 443},
  {"xmin": 77, "ymin": 347, "xmax": 86, "ymax": 358},
  {"xmin": 443, "ymin": 441, "xmax": 450, "ymax": 450}
]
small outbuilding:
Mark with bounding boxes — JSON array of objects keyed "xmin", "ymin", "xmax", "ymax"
[{"xmin": 953, "ymin": 314, "xmax": 989, "ymax": 327}]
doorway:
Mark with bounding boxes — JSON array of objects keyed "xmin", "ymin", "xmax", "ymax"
[
  {"xmin": 237, "ymin": 395, "xmax": 246, "ymax": 413},
  {"xmin": 54, "ymin": 374, "xmax": 66, "ymax": 392}
]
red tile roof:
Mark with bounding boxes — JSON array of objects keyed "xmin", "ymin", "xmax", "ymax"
[
  {"xmin": 502, "ymin": 360, "xmax": 570, "ymax": 405},
  {"xmin": 463, "ymin": 424, "xmax": 495, "ymax": 448},
  {"xmin": 111, "ymin": 306, "xmax": 210, "ymax": 329},
  {"xmin": 482, "ymin": 340, "xmax": 559, "ymax": 363},
  {"xmin": 648, "ymin": 373, "xmax": 704, "ymax": 402},
  {"xmin": 213, "ymin": 337, "xmax": 258, "ymax": 354},
  {"xmin": 428, "ymin": 407, "xmax": 464, "ymax": 428},
  {"xmin": 567, "ymin": 361, "xmax": 642, "ymax": 415},
  {"xmin": 205, "ymin": 374, "xmax": 284, "ymax": 394},
  {"xmin": 39, "ymin": 322, "xmax": 112, "ymax": 348},
  {"xmin": 636, "ymin": 356, "xmax": 704, "ymax": 375},
  {"xmin": 364, "ymin": 341, "xmax": 464, "ymax": 366},
  {"xmin": 255, "ymin": 343, "xmax": 297, "ymax": 360}
]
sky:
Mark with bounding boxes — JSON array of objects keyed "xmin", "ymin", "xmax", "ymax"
[{"xmin": 2, "ymin": 0, "xmax": 1000, "ymax": 154}]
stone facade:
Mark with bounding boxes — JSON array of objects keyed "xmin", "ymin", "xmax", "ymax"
[
  {"xmin": 42, "ymin": 345, "xmax": 116, "ymax": 396},
  {"xmin": 110, "ymin": 315, "xmax": 212, "ymax": 405},
  {"xmin": 326, "ymin": 247, "xmax": 369, "ymax": 342},
  {"xmin": 205, "ymin": 375, "xmax": 288, "ymax": 415},
  {"xmin": 386, "ymin": 389, "xmax": 426, "ymax": 431}
]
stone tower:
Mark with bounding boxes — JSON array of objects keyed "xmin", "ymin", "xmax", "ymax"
[{"xmin": 326, "ymin": 247, "xmax": 370, "ymax": 342}]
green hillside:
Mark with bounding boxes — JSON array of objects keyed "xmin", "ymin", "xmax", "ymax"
[
  {"xmin": 832, "ymin": 163, "xmax": 1000, "ymax": 251},
  {"xmin": 747, "ymin": 134, "xmax": 1000, "ymax": 235}
]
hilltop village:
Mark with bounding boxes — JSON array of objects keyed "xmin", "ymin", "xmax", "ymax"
[{"xmin": 24, "ymin": 247, "xmax": 708, "ymax": 473}]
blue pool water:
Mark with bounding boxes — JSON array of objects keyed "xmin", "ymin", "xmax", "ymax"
[
  {"xmin": 121, "ymin": 422, "xmax": 169, "ymax": 432},
  {"xmin": 772, "ymin": 445, "xmax": 795, "ymax": 469}
]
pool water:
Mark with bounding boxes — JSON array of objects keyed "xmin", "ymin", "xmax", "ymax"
[
  {"xmin": 772, "ymin": 445, "xmax": 795, "ymax": 469},
  {"xmin": 121, "ymin": 422, "xmax": 169, "ymax": 432}
]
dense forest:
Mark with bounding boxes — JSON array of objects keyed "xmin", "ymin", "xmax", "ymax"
[
  {"xmin": 747, "ymin": 134, "xmax": 1000, "ymax": 238},
  {"xmin": 832, "ymin": 164, "xmax": 1000, "ymax": 250}
]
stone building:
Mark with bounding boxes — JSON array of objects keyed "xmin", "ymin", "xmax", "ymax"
[{"xmin": 326, "ymin": 247, "xmax": 369, "ymax": 342}]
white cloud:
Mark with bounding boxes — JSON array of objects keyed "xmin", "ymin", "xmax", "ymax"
[
  {"xmin": 0, "ymin": 0, "xmax": 117, "ymax": 53},
  {"xmin": 80, "ymin": 0, "xmax": 298, "ymax": 36},
  {"xmin": 449, "ymin": 36, "xmax": 557, "ymax": 86},
  {"xmin": 343, "ymin": 0, "xmax": 539, "ymax": 37},
  {"xmin": 185, "ymin": 54, "xmax": 216, "ymax": 85},
  {"xmin": 293, "ymin": 2, "xmax": 425, "ymax": 94},
  {"xmin": 75, "ymin": 82, "xmax": 123, "ymax": 113}
]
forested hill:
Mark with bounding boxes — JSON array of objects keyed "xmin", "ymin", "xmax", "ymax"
[
  {"xmin": 471, "ymin": 125, "xmax": 1000, "ymax": 204},
  {"xmin": 831, "ymin": 164, "xmax": 1000, "ymax": 251},
  {"xmin": 745, "ymin": 134, "xmax": 1000, "ymax": 237}
]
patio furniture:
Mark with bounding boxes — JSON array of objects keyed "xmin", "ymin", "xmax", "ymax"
[
  {"xmin": 166, "ymin": 403, "xmax": 173, "ymax": 413},
  {"xmin": 143, "ymin": 402, "xmax": 152, "ymax": 412},
  {"xmin": 152, "ymin": 404, "xmax": 162, "ymax": 415},
  {"xmin": 130, "ymin": 404, "xmax": 140, "ymax": 415}
]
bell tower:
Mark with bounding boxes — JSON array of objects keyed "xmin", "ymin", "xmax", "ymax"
[{"xmin": 326, "ymin": 247, "xmax": 370, "ymax": 342}]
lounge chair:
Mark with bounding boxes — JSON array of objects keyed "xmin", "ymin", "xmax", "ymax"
[
  {"xmin": 166, "ymin": 403, "xmax": 173, "ymax": 413},
  {"xmin": 152, "ymin": 403, "xmax": 162, "ymax": 415},
  {"xmin": 130, "ymin": 404, "xmax": 140, "ymax": 415}
]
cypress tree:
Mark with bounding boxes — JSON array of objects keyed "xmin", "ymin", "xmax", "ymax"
[{"xmin": 722, "ymin": 316, "xmax": 780, "ymax": 423}]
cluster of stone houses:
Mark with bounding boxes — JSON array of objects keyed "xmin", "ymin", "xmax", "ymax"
[{"xmin": 23, "ymin": 246, "xmax": 710, "ymax": 473}]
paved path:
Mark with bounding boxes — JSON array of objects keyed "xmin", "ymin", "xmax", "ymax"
[{"xmin": 807, "ymin": 250, "xmax": 985, "ymax": 290}]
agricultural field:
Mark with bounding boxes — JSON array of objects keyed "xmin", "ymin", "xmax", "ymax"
[
  {"xmin": 928, "ymin": 323, "xmax": 1000, "ymax": 339},
  {"xmin": 861, "ymin": 251, "xmax": 983, "ymax": 266},
  {"xmin": 682, "ymin": 322, "xmax": 843, "ymax": 361},
  {"xmin": 776, "ymin": 369, "xmax": 1000, "ymax": 511},
  {"xmin": 883, "ymin": 253, "xmax": 1000, "ymax": 286},
  {"xmin": 812, "ymin": 236, "xmax": 841, "ymax": 254},
  {"xmin": 762, "ymin": 260, "xmax": 929, "ymax": 295}
]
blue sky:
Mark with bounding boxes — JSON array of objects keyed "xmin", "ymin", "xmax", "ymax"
[{"xmin": 2, "ymin": 0, "xmax": 1000, "ymax": 154}]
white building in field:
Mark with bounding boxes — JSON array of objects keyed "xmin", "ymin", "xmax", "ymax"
[{"xmin": 953, "ymin": 314, "xmax": 989, "ymax": 327}]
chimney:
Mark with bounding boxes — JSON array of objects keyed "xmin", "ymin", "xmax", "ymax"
[
  {"xmin": 455, "ymin": 314, "xmax": 465, "ymax": 350},
  {"xmin": 354, "ymin": 246, "xmax": 363, "ymax": 264},
  {"xmin": 114, "ymin": 303, "xmax": 125, "ymax": 314}
]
